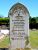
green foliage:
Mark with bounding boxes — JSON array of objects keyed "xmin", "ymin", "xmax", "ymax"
[
  {"xmin": 29, "ymin": 16, "xmax": 38, "ymax": 24},
  {"xmin": 34, "ymin": 17, "xmax": 38, "ymax": 23},
  {"xmin": 29, "ymin": 16, "xmax": 32, "ymax": 24},
  {"xmin": 0, "ymin": 16, "xmax": 38, "ymax": 24},
  {"xmin": 31, "ymin": 18, "xmax": 36, "ymax": 24},
  {"xmin": 0, "ymin": 17, "xmax": 9, "ymax": 24}
]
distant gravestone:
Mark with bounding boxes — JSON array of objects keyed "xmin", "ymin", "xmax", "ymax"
[{"xmin": 8, "ymin": 3, "xmax": 30, "ymax": 50}]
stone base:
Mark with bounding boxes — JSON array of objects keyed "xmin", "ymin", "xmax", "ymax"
[
  {"xmin": 16, "ymin": 48, "xmax": 31, "ymax": 50},
  {"xmin": 9, "ymin": 48, "xmax": 32, "ymax": 50}
]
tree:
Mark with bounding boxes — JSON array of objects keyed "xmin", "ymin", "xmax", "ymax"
[
  {"xmin": 29, "ymin": 16, "xmax": 32, "ymax": 24},
  {"xmin": 30, "ymin": 17, "xmax": 36, "ymax": 29},
  {"xmin": 31, "ymin": 18, "xmax": 36, "ymax": 24}
]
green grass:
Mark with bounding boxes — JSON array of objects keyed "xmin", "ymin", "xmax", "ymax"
[
  {"xmin": 29, "ymin": 30, "xmax": 38, "ymax": 48},
  {"xmin": 0, "ymin": 30, "xmax": 38, "ymax": 48},
  {"xmin": 0, "ymin": 36, "xmax": 10, "ymax": 48}
]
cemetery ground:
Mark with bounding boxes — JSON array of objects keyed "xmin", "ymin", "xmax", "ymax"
[
  {"xmin": 0, "ymin": 35, "xmax": 9, "ymax": 48},
  {"xmin": 0, "ymin": 29, "xmax": 38, "ymax": 49},
  {"xmin": 29, "ymin": 29, "xmax": 38, "ymax": 48}
]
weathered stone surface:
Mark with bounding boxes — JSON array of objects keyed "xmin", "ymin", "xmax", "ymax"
[{"xmin": 9, "ymin": 3, "xmax": 30, "ymax": 50}]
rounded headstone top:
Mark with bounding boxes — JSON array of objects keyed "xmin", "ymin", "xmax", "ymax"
[{"xmin": 8, "ymin": 3, "xmax": 29, "ymax": 16}]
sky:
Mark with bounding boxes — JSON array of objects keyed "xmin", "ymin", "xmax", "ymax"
[{"xmin": 0, "ymin": 0, "xmax": 38, "ymax": 17}]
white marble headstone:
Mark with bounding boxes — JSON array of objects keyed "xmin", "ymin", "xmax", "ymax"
[{"xmin": 9, "ymin": 3, "xmax": 29, "ymax": 50}]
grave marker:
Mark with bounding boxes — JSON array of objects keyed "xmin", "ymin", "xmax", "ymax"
[{"xmin": 8, "ymin": 3, "xmax": 30, "ymax": 50}]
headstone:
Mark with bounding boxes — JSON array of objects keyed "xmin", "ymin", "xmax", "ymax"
[{"xmin": 8, "ymin": 3, "xmax": 30, "ymax": 50}]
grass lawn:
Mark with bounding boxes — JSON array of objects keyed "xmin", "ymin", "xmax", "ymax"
[
  {"xmin": 0, "ymin": 30, "xmax": 38, "ymax": 48},
  {"xmin": 0, "ymin": 36, "xmax": 10, "ymax": 48},
  {"xmin": 29, "ymin": 30, "xmax": 38, "ymax": 48}
]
